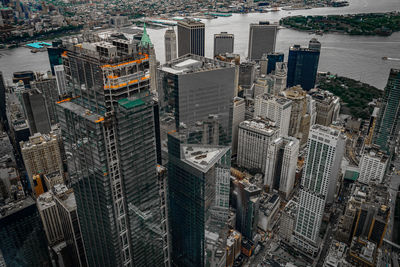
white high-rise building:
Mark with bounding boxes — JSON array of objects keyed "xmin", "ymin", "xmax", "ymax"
[
  {"xmin": 164, "ymin": 28, "xmax": 177, "ymax": 62},
  {"xmin": 358, "ymin": 146, "xmax": 388, "ymax": 184},
  {"xmin": 265, "ymin": 136, "xmax": 299, "ymax": 198},
  {"xmin": 232, "ymin": 97, "xmax": 246, "ymax": 155},
  {"xmin": 37, "ymin": 192, "xmax": 64, "ymax": 246},
  {"xmin": 306, "ymin": 95, "xmax": 317, "ymax": 126},
  {"xmin": 54, "ymin": 65, "xmax": 67, "ymax": 95},
  {"xmin": 292, "ymin": 125, "xmax": 345, "ymax": 254},
  {"xmin": 273, "ymin": 62, "xmax": 287, "ymax": 95},
  {"xmin": 254, "ymin": 94, "xmax": 292, "ymax": 137},
  {"xmin": 237, "ymin": 118, "xmax": 280, "ymax": 172}
]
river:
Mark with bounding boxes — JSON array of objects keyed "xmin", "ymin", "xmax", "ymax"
[{"xmin": 1, "ymin": 0, "xmax": 400, "ymax": 89}]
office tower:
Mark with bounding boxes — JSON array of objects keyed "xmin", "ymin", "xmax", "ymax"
[
  {"xmin": 308, "ymin": 37, "xmax": 321, "ymax": 51},
  {"xmin": 287, "ymin": 41, "xmax": 320, "ymax": 91},
  {"xmin": 22, "ymin": 88, "xmax": 51, "ymax": 135},
  {"xmin": 37, "ymin": 192, "xmax": 64, "ymax": 245},
  {"xmin": 158, "ymin": 55, "xmax": 235, "ymax": 146},
  {"xmin": 53, "ymin": 184, "xmax": 88, "ymax": 267},
  {"xmin": 141, "ymin": 24, "xmax": 158, "ymax": 92},
  {"xmin": 265, "ymin": 136, "xmax": 299, "ymax": 198},
  {"xmin": 12, "ymin": 71, "xmax": 35, "ymax": 88},
  {"xmin": 267, "ymin": 52, "xmax": 284, "ymax": 74},
  {"xmin": 254, "ymin": 94, "xmax": 292, "ymax": 137},
  {"xmin": 358, "ymin": 146, "xmax": 388, "ymax": 184},
  {"xmin": 280, "ymin": 199, "xmax": 298, "ymax": 242},
  {"xmin": 214, "ymin": 32, "xmax": 234, "ymax": 57},
  {"xmin": 0, "ymin": 196, "xmax": 50, "ymax": 266},
  {"xmin": 164, "ymin": 27, "xmax": 177, "ymax": 62},
  {"xmin": 167, "ymin": 132, "xmax": 230, "ymax": 267},
  {"xmin": 233, "ymin": 179, "xmax": 261, "ymax": 240},
  {"xmin": 54, "ymin": 65, "xmax": 67, "ymax": 95},
  {"xmin": 293, "ymin": 125, "xmax": 345, "ymax": 254},
  {"xmin": 259, "ymin": 54, "xmax": 268, "ymax": 76},
  {"xmin": 31, "ymin": 77, "xmax": 60, "ymax": 125},
  {"xmin": 239, "ymin": 62, "xmax": 255, "ymax": 89},
  {"xmin": 273, "ymin": 62, "xmax": 287, "ymax": 95},
  {"xmin": 20, "ymin": 132, "xmax": 63, "ymax": 191},
  {"xmin": 310, "ymin": 89, "xmax": 340, "ymax": 126},
  {"xmin": 177, "ymin": 19, "xmax": 205, "ymax": 57},
  {"xmin": 0, "ymin": 72, "xmax": 6, "ymax": 130},
  {"xmin": 56, "ymin": 36, "xmax": 166, "ymax": 266},
  {"xmin": 232, "ymin": 97, "xmax": 245, "ymax": 155},
  {"xmin": 248, "ymin": 21, "xmax": 277, "ymax": 61},
  {"xmin": 237, "ymin": 118, "xmax": 280, "ymax": 172},
  {"xmin": 281, "ymin": 86, "xmax": 311, "ymax": 146},
  {"xmin": 373, "ymin": 69, "xmax": 400, "ymax": 154},
  {"xmin": 47, "ymin": 39, "xmax": 63, "ymax": 75}
]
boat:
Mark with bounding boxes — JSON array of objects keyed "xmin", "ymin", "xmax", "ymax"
[
  {"xmin": 382, "ymin": 57, "xmax": 388, "ymax": 60},
  {"xmin": 31, "ymin": 49, "xmax": 38, "ymax": 53}
]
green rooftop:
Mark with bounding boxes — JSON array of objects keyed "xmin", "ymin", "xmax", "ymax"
[
  {"xmin": 118, "ymin": 98, "xmax": 145, "ymax": 109},
  {"xmin": 344, "ymin": 170, "xmax": 359, "ymax": 181}
]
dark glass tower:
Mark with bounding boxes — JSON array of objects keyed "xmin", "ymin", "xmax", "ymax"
[
  {"xmin": 373, "ymin": 68, "xmax": 400, "ymax": 154},
  {"xmin": 0, "ymin": 71, "xmax": 7, "ymax": 130},
  {"xmin": 177, "ymin": 19, "xmax": 205, "ymax": 57},
  {"xmin": 266, "ymin": 52, "xmax": 284, "ymax": 74},
  {"xmin": 47, "ymin": 39, "xmax": 63, "ymax": 75},
  {"xmin": 287, "ymin": 40, "xmax": 321, "ymax": 91},
  {"xmin": 56, "ymin": 34, "xmax": 167, "ymax": 266}
]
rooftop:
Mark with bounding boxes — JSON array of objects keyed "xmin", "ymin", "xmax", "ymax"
[
  {"xmin": 0, "ymin": 196, "xmax": 34, "ymax": 220},
  {"xmin": 54, "ymin": 184, "xmax": 76, "ymax": 212},
  {"xmin": 255, "ymin": 93, "xmax": 292, "ymax": 107},
  {"xmin": 58, "ymin": 100, "xmax": 103, "ymax": 124},
  {"xmin": 181, "ymin": 144, "xmax": 229, "ymax": 173},
  {"xmin": 362, "ymin": 146, "xmax": 389, "ymax": 163},
  {"xmin": 118, "ymin": 97, "xmax": 145, "ymax": 109},
  {"xmin": 239, "ymin": 118, "xmax": 279, "ymax": 136}
]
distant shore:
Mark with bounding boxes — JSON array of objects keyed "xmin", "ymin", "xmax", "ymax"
[{"xmin": 280, "ymin": 11, "xmax": 400, "ymax": 36}]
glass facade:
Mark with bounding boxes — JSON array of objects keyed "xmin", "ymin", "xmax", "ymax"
[{"xmin": 287, "ymin": 47, "xmax": 320, "ymax": 91}]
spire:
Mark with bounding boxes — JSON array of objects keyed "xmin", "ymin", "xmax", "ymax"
[{"xmin": 140, "ymin": 23, "xmax": 152, "ymax": 47}]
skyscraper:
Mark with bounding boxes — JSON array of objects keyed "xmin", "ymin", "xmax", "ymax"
[
  {"xmin": 164, "ymin": 27, "xmax": 177, "ymax": 62},
  {"xmin": 54, "ymin": 65, "xmax": 67, "ymax": 95},
  {"xmin": 177, "ymin": 19, "xmax": 205, "ymax": 57},
  {"xmin": 358, "ymin": 146, "xmax": 388, "ymax": 184},
  {"xmin": 0, "ymin": 71, "xmax": 6, "ymax": 130},
  {"xmin": 214, "ymin": 32, "xmax": 234, "ymax": 57},
  {"xmin": 21, "ymin": 88, "xmax": 51, "ymax": 135},
  {"xmin": 47, "ymin": 39, "xmax": 63, "ymax": 75},
  {"xmin": 167, "ymin": 132, "xmax": 230, "ymax": 267},
  {"xmin": 232, "ymin": 97, "xmax": 245, "ymax": 155},
  {"xmin": 158, "ymin": 55, "xmax": 235, "ymax": 146},
  {"xmin": 31, "ymin": 76, "xmax": 60, "ymax": 125},
  {"xmin": 56, "ymin": 35, "xmax": 166, "ymax": 266},
  {"xmin": 248, "ymin": 21, "xmax": 277, "ymax": 62},
  {"xmin": 266, "ymin": 52, "xmax": 284, "ymax": 74},
  {"xmin": 373, "ymin": 69, "xmax": 400, "ymax": 154},
  {"xmin": 265, "ymin": 136, "xmax": 299, "ymax": 198},
  {"xmin": 273, "ymin": 62, "xmax": 288, "ymax": 95},
  {"xmin": 287, "ymin": 40, "xmax": 321, "ymax": 91},
  {"xmin": 292, "ymin": 125, "xmax": 345, "ymax": 255},
  {"xmin": 254, "ymin": 94, "xmax": 292, "ymax": 137}
]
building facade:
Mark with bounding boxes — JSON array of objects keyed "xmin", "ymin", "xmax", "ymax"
[
  {"xmin": 248, "ymin": 21, "xmax": 277, "ymax": 62},
  {"xmin": 232, "ymin": 97, "xmax": 245, "ymax": 155},
  {"xmin": 22, "ymin": 88, "xmax": 51, "ymax": 135},
  {"xmin": 164, "ymin": 28, "xmax": 177, "ymax": 62},
  {"xmin": 177, "ymin": 19, "xmax": 205, "ymax": 57},
  {"xmin": 214, "ymin": 32, "xmax": 234, "ymax": 57},
  {"xmin": 266, "ymin": 52, "xmax": 284, "ymax": 74},
  {"xmin": 358, "ymin": 146, "xmax": 388, "ymax": 184},
  {"xmin": 273, "ymin": 62, "xmax": 288, "ymax": 95}
]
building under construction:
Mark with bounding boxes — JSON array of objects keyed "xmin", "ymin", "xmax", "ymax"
[{"xmin": 56, "ymin": 32, "xmax": 168, "ymax": 267}]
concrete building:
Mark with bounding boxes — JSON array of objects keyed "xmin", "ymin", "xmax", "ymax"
[
  {"xmin": 254, "ymin": 94, "xmax": 292, "ymax": 137},
  {"xmin": 226, "ymin": 230, "xmax": 242, "ymax": 267},
  {"xmin": 56, "ymin": 35, "xmax": 167, "ymax": 266},
  {"xmin": 164, "ymin": 27, "xmax": 177, "ymax": 62},
  {"xmin": 358, "ymin": 146, "xmax": 388, "ymax": 184},
  {"xmin": 43, "ymin": 171, "xmax": 64, "ymax": 190},
  {"xmin": 22, "ymin": 88, "xmax": 51, "ymax": 135},
  {"xmin": 293, "ymin": 125, "xmax": 345, "ymax": 255},
  {"xmin": 258, "ymin": 193, "xmax": 280, "ymax": 232},
  {"xmin": 265, "ymin": 136, "xmax": 299, "ymax": 198},
  {"xmin": 31, "ymin": 77, "xmax": 59, "ymax": 125},
  {"xmin": 158, "ymin": 54, "xmax": 235, "ymax": 146},
  {"xmin": 310, "ymin": 89, "xmax": 340, "ymax": 126},
  {"xmin": 248, "ymin": 21, "xmax": 277, "ymax": 61},
  {"xmin": 280, "ymin": 199, "xmax": 298, "ymax": 242},
  {"xmin": 237, "ymin": 118, "xmax": 280, "ymax": 172},
  {"xmin": 239, "ymin": 62, "xmax": 255, "ymax": 90},
  {"xmin": 54, "ymin": 65, "xmax": 67, "ymax": 96},
  {"xmin": 281, "ymin": 86, "xmax": 311, "ymax": 146},
  {"xmin": 214, "ymin": 32, "xmax": 234, "ymax": 57},
  {"xmin": 167, "ymin": 132, "xmax": 230, "ymax": 267},
  {"xmin": 177, "ymin": 19, "xmax": 205, "ymax": 57},
  {"xmin": 20, "ymin": 132, "xmax": 63, "ymax": 191},
  {"xmin": 232, "ymin": 97, "xmax": 245, "ymax": 155},
  {"xmin": 323, "ymin": 241, "xmax": 349, "ymax": 267},
  {"xmin": 259, "ymin": 54, "xmax": 268, "ymax": 76},
  {"xmin": 273, "ymin": 62, "xmax": 287, "ymax": 95},
  {"xmin": 37, "ymin": 191, "xmax": 64, "ymax": 246}
]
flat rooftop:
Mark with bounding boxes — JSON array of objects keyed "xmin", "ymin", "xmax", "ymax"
[
  {"xmin": 181, "ymin": 145, "xmax": 229, "ymax": 173},
  {"xmin": 239, "ymin": 119, "xmax": 278, "ymax": 136},
  {"xmin": 58, "ymin": 100, "xmax": 103, "ymax": 124}
]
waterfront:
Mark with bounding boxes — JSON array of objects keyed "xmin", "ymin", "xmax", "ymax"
[{"xmin": 1, "ymin": 0, "xmax": 400, "ymax": 89}]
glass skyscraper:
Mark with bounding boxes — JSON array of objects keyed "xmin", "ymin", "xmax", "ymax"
[
  {"xmin": 373, "ymin": 68, "xmax": 400, "ymax": 154},
  {"xmin": 56, "ymin": 33, "xmax": 167, "ymax": 266}
]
